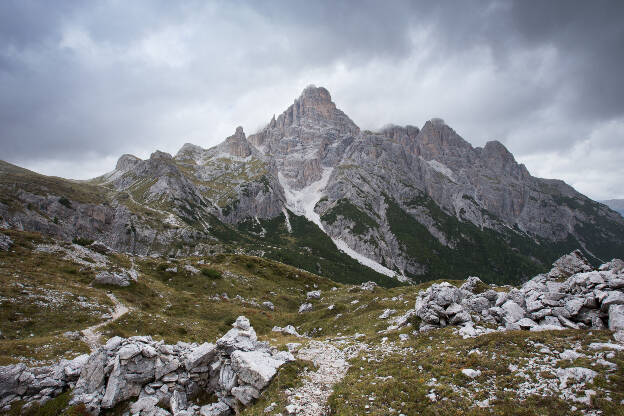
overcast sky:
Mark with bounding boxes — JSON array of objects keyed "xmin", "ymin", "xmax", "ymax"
[{"xmin": 1, "ymin": 0, "xmax": 623, "ymax": 200}]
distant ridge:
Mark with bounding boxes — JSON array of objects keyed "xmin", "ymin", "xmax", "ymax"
[{"xmin": 601, "ymin": 199, "xmax": 624, "ymax": 216}]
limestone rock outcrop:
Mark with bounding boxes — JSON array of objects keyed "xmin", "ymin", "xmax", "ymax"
[
  {"xmin": 392, "ymin": 252, "xmax": 624, "ymax": 335},
  {"xmin": 94, "ymin": 269, "xmax": 138, "ymax": 287},
  {"xmin": 0, "ymin": 233, "xmax": 12, "ymax": 251},
  {"xmin": 0, "ymin": 316, "xmax": 293, "ymax": 415}
]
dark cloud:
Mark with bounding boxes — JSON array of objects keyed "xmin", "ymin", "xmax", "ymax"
[{"xmin": 1, "ymin": 0, "xmax": 623, "ymax": 199}]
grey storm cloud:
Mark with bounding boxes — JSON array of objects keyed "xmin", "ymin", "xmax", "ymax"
[{"xmin": 1, "ymin": 0, "xmax": 623, "ymax": 199}]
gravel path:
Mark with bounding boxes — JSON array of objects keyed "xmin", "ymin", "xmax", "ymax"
[
  {"xmin": 285, "ymin": 340, "xmax": 365, "ymax": 416},
  {"xmin": 81, "ymin": 293, "xmax": 129, "ymax": 350}
]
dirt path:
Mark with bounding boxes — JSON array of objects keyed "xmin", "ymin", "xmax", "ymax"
[
  {"xmin": 285, "ymin": 340, "xmax": 363, "ymax": 416},
  {"xmin": 81, "ymin": 293, "xmax": 129, "ymax": 350}
]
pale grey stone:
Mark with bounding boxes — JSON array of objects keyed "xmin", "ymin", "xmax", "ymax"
[
  {"xmin": 216, "ymin": 324, "xmax": 257, "ymax": 353},
  {"xmin": 501, "ymin": 300, "xmax": 525, "ymax": 324},
  {"xmin": 565, "ymin": 298, "xmax": 585, "ymax": 316},
  {"xmin": 460, "ymin": 276, "xmax": 483, "ymax": 292},
  {"xmin": 101, "ymin": 357, "xmax": 124, "ymax": 408},
  {"xmin": 516, "ymin": 318, "xmax": 538, "ymax": 330},
  {"xmin": 184, "ymin": 343, "xmax": 216, "ymax": 371},
  {"xmin": 94, "ymin": 269, "xmax": 137, "ymax": 287},
  {"xmin": 306, "ymin": 290, "xmax": 321, "ymax": 299},
  {"xmin": 360, "ymin": 281, "xmax": 378, "ymax": 291},
  {"xmin": 272, "ymin": 325, "xmax": 301, "ymax": 337},
  {"xmin": 378, "ymin": 309, "xmax": 396, "ymax": 319},
  {"xmin": 609, "ymin": 304, "xmax": 624, "ymax": 331},
  {"xmin": 0, "ymin": 234, "xmax": 13, "ymax": 251},
  {"xmin": 231, "ymin": 350, "xmax": 289, "ymax": 390},
  {"xmin": 556, "ymin": 367, "xmax": 597, "ymax": 389},
  {"xmin": 170, "ymin": 390, "xmax": 187, "ymax": 415},
  {"xmin": 118, "ymin": 344, "xmax": 141, "ymax": 360},
  {"xmin": 218, "ymin": 364, "xmax": 237, "ymax": 393},
  {"xmin": 461, "ymin": 368, "xmax": 481, "ymax": 378},
  {"xmin": 105, "ymin": 336, "xmax": 124, "ymax": 351},
  {"xmin": 75, "ymin": 350, "xmax": 107, "ymax": 394},
  {"xmin": 231, "ymin": 385, "xmax": 259, "ymax": 406},
  {"xmin": 130, "ymin": 396, "xmax": 159, "ymax": 414},
  {"xmin": 200, "ymin": 401, "xmax": 231, "ymax": 416},
  {"xmin": 548, "ymin": 250, "xmax": 592, "ymax": 279},
  {"xmin": 601, "ymin": 291, "xmax": 624, "ymax": 312},
  {"xmin": 298, "ymin": 303, "xmax": 313, "ymax": 313},
  {"xmin": 155, "ymin": 357, "xmax": 180, "ymax": 380}
]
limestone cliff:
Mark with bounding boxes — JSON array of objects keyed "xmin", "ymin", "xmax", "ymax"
[{"xmin": 1, "ymin": 86, "xmax": 623, "ymax": 285}]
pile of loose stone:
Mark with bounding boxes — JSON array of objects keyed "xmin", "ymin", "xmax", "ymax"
[
  {"xmin": 0, "ymin": 316, "xmax": 293, "ymax": 415},
  {"xmin": 392, "ymin": 251, "xmax": 624, "ymax": 338},
  {"xmin": 0, "ymin": 233, "xmax": 13, "ymax": 251}
]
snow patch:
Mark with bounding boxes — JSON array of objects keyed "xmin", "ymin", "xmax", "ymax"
[
  {"xmin": 254, "ymin": 216, "xmax": 267, "ymax": 237},
  {"xmin": 279, "ymin": 169, "xmax": 397, "ymax": 279},
  {"xmin": 333, "ymin": 239, "xmax": 399, "ymax": 279},
  {"xmin": 278, "ymin": 169, "xmax": 333, "ymax": 229},
  {"xmin": 283, "ymin": 208, "xmax": 292, "ymax": 233}
]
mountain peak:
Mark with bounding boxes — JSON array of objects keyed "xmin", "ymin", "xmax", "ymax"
[
  {"xmin": 300, "ymin": 84, "xmax": 332, "ymax": 101},
  {"xmin": 480, "ymin": 140, "xmax": 528, "ymax": 178},
  {"xmin": 294, "ymin": 85, "xmax": 336, "ymax": 120},
  {"xmin": 248, "ymin": 85, "xmax": 359, "ymax": 151},
  {"xmin": 417, "ymin": 118, "xmax": 474, "ymax": 163},
  {"xmin": 149, "ymin": 150, "xmax": 173, "ymax": 161},
  {"xmin": 115, "ymin": 154, "xmax": 141, "ymax": 171},
  {"xmin": 222, "ymin": 126, "xmax": 251, "ymax": 158},
  {"xmin": 482, "ymin": 140, "xmax": 512, "ymax": 158}
]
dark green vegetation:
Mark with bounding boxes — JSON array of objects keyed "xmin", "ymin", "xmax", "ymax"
[
  {"xmin": 71, "ymin": 237, "xmax": 95, "ymax": 247},
  {"xmin": 201, "ymin": 209, "xmax": 399, "ymax": 287},
  {"xmin": 543, "ymin": 192, "xmax": 624, "ymax": 263},
  {"xmin": 245, "ymin": 211, "xmax": 401, "ymax": 287},
  {"xmin": 321, "ymin": 198, "xmax": 379, "ymax": 235},
  {"xmin": 233, "ymin": 210, "xmax": 399, "ymax": 287},
  {"xmin": 389, "ymin": 194, "xmax": 601, "ymax": 285},
  {"xmin": 200, "ymin": 267, "xmax": 222, "ymax": 279},
  {"xmin": 4, "ymin": 391, "xmax": 89, "ymax": 416},
  {"xmin": 568, "ymin": 197, "xmax": 624, "ymax": 262}
]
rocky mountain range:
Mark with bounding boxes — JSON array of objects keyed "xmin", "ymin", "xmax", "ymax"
[
  {"xmin": 1, "ymin": 85, "xmax": 623, "ymax": 286},
  {"xmin": 601, "ymin": 200, "xmax": 624, "ymax": 217}
]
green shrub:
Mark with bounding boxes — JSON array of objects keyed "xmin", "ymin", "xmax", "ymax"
[
  {"xmin": 60, "ymin": 266, "xmax": 79, "ymax": 275},
  {"xmin": 58, "ymin": 197, "xmax": 72, "ymax": 209},
  {"xmin": 72, "ymin": 237, "xmax": 94, "ymax": 246},
  {"xmin": 201, "ymin": 268, "xmax": 222, "ymax": 279},
  {"xmin": 6, "ymin": 391, "xmax": 90, "ymax": 416}
]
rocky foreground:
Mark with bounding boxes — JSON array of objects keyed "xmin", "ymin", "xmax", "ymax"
[
  {"xmin": 0, "ymin": 317, "xmax": 293, "ymax": 415},
  {"xmin": 390, "ymin": 250, "xmax": 624, "ymax": 336},
  {"xmin": 1, "ymin": 248, "xmax": 624, "ymax": 415}
]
